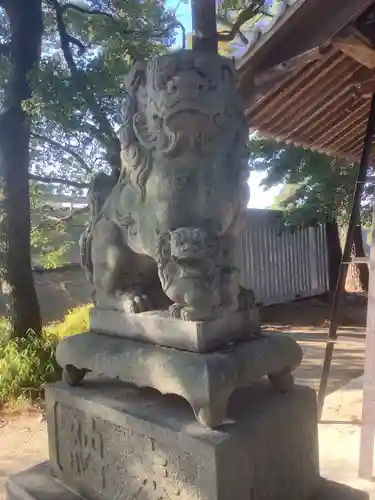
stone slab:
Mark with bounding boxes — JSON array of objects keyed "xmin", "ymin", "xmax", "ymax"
[
  {"xmin": 90, "ymin": 307, "xmax": 260, "ymax": 352},
  {"xmin": 7, "ymin": 464, "xmax": 368, "ymax": 500},
  {"xmin": 56, "ymin": 332, "xmax": 303, "ymax": 428},
  {"xmin": 41, "ymin": 379, "xmax": 319, "ymax": 500},
  {"xmin": 6, "ymin": 463, "xmax": 78, "ymax": 500}
]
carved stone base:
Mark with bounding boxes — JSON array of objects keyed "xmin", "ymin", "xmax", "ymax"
[
  {"xmin": 9, "ymin": 380, "xmax": 319, "ymax": 500},
  {"xmin": 8, "ymin": 464, "xmax": 367, "ymax": 500},
  {"xmin": 90, "ymin": 307, "xmax": 260, "ymax": 352},
  {"xmin": 56, "ymin": 332, "xmax": 302, "ymax": 428}
]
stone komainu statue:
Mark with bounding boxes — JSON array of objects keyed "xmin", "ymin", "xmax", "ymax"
[{"xmin": 80, "ymin": 50, "xmax": 254, "ymax": 321}]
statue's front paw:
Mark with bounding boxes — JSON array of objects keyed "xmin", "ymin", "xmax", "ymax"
[
  {"xmin": 130, "ymin": 293, "xmax": 152, "ymax": 313},
  {"xmin": 170, "ymin": 303, "xmax": 214, "ymax": 321},
  {"xmin": 180, "ymin": 306, "xmax": 199, "ymax": 321},
  {"xmin": 169, "ymin": 303, "xmax": 201, "ymax": 321},
  {"xmin": 117, "ymin": 291, "xmax": 152, "ymax": 314},
  {"xmin": 181, "ymin": 307, "xmax": 215, "ymax": 321}
]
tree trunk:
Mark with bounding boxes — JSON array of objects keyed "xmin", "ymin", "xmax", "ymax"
[
  {"xmin": 351, "ymin": 224, "xmax": 369, "ymax": 291},
  {"xmin": 191, "ymin": 0, "xmax": 218, "ymax": 53},
  {"xmin": 325, "ymin": 219, "xmax": 342, "ymax": 292},
  {"xmin": 0, "ymin": 0, "xmax": 43, "ymax": 338}
]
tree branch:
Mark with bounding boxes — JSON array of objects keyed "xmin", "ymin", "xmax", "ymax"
[
  {"xmin": 49, "ymin": 0, "xmax": 120, "ymax": 172},
  {"xmin": 61, "ymin": 1, "xmax": 178, "ymax": 47},
  {"xmin": 48, "ymin": 1, "xmax": 85, "ymax": 55},
  {"xmin": 29, "ymin": 173, "xmax": 90, "ymax": 189},
  {"xmin": 217, "ymin": 14, "xmax": 248, "ymax": 45},
  {"xmin": 31, "ymin": 205, "xmax": 89, "ymax": 233},
  {"xmin": 54, "ymin": 205, "xmax": 89, "ymax": 222},
  {"xmin": 217, "ymin": 2, "xmax": 271, "ymax": 43},
  {"xmin": 48, "ymin": 0, "xmax": 80, "ymax": 76},
  {"xmin": 31, "ymin": 132, "xmax": 93, "ymax": 174},
  {"xmin": 65, "ymin": 33, "xmax": 85, "ymax": 56},
  {"xmin": 61, "ymin": 3, "xmax": 115, "ymax": 20}
]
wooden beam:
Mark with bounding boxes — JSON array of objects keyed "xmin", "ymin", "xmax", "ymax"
[
  {"xmin": 279, "ymin": 59, "xmax": 359, "ymax": 139},
  {"xmin": 356, "ymin": 5, "xmax": 375, "ymax": 48},
  {"xmin": 354, "ymin": 78, "xmax": 375, "ymax": 98},
  {"xmin": 238, "ymin": 0, "xmax": 375, "ymax": 79},
  {"xmin": 258, "ymin": 55, "xmax": 351, "ymax": 131},
  {"xmin": 250, "ymin": 126, "xmax": 359, "ymax": 163},
  {"xmin": 245, "ymin": 48, "xmax": 324, "ymax": 105},
  {"xmin": 333, "ymin": 27, "xmax": 375, "ymax": 69},
  {"xmin": 253, "ymin": 46, "xmax": 325, "ymax": 87},
  {"xmin": 246, "ymin": 51, "xmax": 344, "ymax": 124}
]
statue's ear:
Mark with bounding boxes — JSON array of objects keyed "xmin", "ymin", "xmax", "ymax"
[{"xmin": 125, "ymin": 61, "xmax": 147, "ymax": 95}]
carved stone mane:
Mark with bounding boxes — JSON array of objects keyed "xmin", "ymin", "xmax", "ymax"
[{"xmin": 118, "ymin": 61, "xmax": 152, "ymax": 200}]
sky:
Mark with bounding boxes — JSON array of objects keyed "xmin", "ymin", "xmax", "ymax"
[{"xmin": 166, "ymin": 0, "xmax": 281, "ymax": 209}]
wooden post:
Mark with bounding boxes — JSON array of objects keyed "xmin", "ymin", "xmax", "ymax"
[
  {"xmin": 191, "ymin": 0, "xmax": 218, "ymax": 53},
  {"xmin": 317, "ymin": 93, "xmax": 375, "ymax": 419},
  {"xmin": 359, "ymin": 199, "xmax": 375, "ymax": 479}
]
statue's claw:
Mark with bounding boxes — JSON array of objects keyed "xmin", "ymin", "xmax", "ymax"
[
  {"xmin": 180, "ymin": 306, "xmax": 214, "ymax": 321},
  {"xmin": 169, "ymin": 302, "xmax": 184, "ymax": 319},
  {"xmin": 169, "ymin": 302, "xmax": 215, "ymax": 321}
]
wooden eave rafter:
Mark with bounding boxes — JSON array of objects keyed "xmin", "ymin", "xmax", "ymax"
[
  {"xmin": 332, "ymin": 26, "xmax": 375, "ymax": 70},
  {"xmin": 238, "ymin": 1, "xmax": 375, "ymax": 162}
]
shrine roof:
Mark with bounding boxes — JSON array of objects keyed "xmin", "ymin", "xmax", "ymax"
[{"xmin": 235, "ymin": 0, "xmax": 375, "ymax": 161}]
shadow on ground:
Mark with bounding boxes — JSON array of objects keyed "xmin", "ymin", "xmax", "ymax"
[
  {"xmin": 296, "ymin": 338, "xmax": 364, "ymax": 393},
  {"xmin": 317, "ymin": 479, "xmax": 369, "ymax": 499}
]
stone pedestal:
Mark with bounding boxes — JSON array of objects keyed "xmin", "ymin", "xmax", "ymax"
[
  {"xmin": 8, "ymin": 378, "xmax": 320, "ymax": 500},
  {"xmin": 56, "ymin": 331, "xmax": 302, "ymax": 428},
  {"xmin": 89, "ymin": 308, "xmax": 260, "ymax": 352}
]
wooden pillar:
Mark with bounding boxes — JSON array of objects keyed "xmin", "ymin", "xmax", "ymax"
[
  {"xmin": 317, "ymin": 93, "xmax": 375, "ymax": 419},
  {"xmin": 359, "ymin": 199, "xmax": 375, "ymax": 479}
]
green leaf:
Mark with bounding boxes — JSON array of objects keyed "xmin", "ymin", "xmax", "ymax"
[{"xmin": 248, "ymin": 136, "xmax": 370, "ymax": 227}]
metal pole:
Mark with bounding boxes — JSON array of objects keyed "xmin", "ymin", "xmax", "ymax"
[{"xmin": 317, "ymin": 93, "xmax": 375, "ymax": 419}]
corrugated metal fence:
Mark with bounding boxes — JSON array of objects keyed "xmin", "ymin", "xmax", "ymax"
[{"xmin": 237, "ymin": 210, "xmax": 329, "ymax": 305}]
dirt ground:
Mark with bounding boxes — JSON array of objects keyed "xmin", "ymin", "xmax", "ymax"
[
  {"xmin": 0, "ymin": 266, "xmax": 91, "ymax": 324},
  {"xmin": 0, "ymin": 292, "xmax": 368, "ymax": 500},
  {"xmin": 261, "ymin": 292, "xmax": 367, "ymax": 393},
  {"xmin": 260, "ymin": 292, "xmax": 367, "ymax": 332}
]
